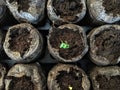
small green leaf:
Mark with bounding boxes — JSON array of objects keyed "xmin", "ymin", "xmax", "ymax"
[{"xmin": 60, "ymin": 41, "xmax": 69, "ymax": 49}]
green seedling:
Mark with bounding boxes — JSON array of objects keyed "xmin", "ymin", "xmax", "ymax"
[
  {"xmin": 68, "ymin": 85, "xmax": 73, "ymax": 90},
  {"xmin": 60, "ymin": 41, "xmax": 69, "ymax": 49}
]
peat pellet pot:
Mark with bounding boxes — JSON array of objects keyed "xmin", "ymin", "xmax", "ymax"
[
  {"xmin": 0, "ymin": 63, "xmax": 6, "ymax": 90},
  {"xmin": 90, "ymin": 66, "xmax": 120, "ymax": 90},
  {"xmin": 6, "ymin": 0, "xmax": 46, "ymax": 24},
  {"xmin": 47, "ymin": 64, "xmax": 90, "ymax": 90},
  {"xmin": 48, "ymin": 24, "xmax": 88, "ymax": 62},
  {"xmin": 3, "ymin": 23, "xmax": 44, "ymax": 63},
  {"xmin": 87, "ymin": 0, "xmax": 120, "ymax": 24},
  {"xmin": 89, "ymin": 25, "xmax": 120, "ymax": 66},
  {"xmin": 5, "ymin": 63, "xmax": 46, "ymax": 90},
  {"xmin": 47, "ymin": 0, "xmax": 86, "ymax": 25}
]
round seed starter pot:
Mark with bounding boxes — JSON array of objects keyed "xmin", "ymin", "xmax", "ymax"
[
  {"xmin": 6, "ymin": 0, "xmax": 46, "ymax": 24},
  {"xmin": 48, "ymin": 24, "xmax": 88, "ymax": 62},
  {"xmin": 90, "ymin": 66, "xmax": 120, "ymax": 90},
  {"xmin": 47, "ymin": 64, "xmax": 90, "ymax": 90},
  {"xmin": 3, "ymin": 23, "xmax": 44, "ymax": 63},
  {"xmin": 47, "ymin": 0, "xmax": 86, "ymax": 25},
  {"xmin": 0, "ymin": 63, "xmax": 6, "ymax": 90},
  {"xmin": 88, "ymin": 25, "xmax": 120, "ymax": 66},
  {"xmin": 5, "ymin": 63, "xmax": 46, "ymax": 90},
  {"xmin": 87, "ymin": 0, "xmax": 120, "ymax": 25}
]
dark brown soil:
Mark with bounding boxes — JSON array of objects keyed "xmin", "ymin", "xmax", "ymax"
[
  {"xmin": 96, "ymin": 74, "xmax": 120, "ymax": 90},
  {"xmin": 56, "ymin": 68, "xmax": 83, "ymax": 90},
  {"xmin": 9, "ymin": 28, "xmax": 32, "ymax": 57},
  {"xmin": 95, "ymin": 27, "xmax": 120, "ymax": 64},
  {"xmin": 9, "ymin": 0, "xmax": 30, "ymax": 12},
  {"xmin": 49, "ymin": 27, "xmax": 84, "ymax": 60},
  {"xmin": 53, "ymin": 0, "xmax": 83, "ymax": 21},
  {"xmin": 103, "ymin": 0, "xmax": 120, "ymax": 16},
  {"xmin": 8, "ymin": 76, "xmax": 35, "ymax": 90}
]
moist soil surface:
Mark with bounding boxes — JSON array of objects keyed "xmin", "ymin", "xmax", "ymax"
[
  {"xmin": 50, "ymin": 27, "xmax": 85, "ymax": 60},
  {"xmin": 56, "ymin": 68, "xmax": 83, "ymax": 90},
  {"xmin": 53, "ymin": 0, "xmax": 83, "ymax": 21},
  {"xmin": 95, "ymin": 27, "xmax": 120, "ymax": 64},
  {"xmin": 9, "ymin": 27, "xmax": 32, "ymax": 57},
  {"xmin": 8, "ymin": 76, "xmax": 35, "ymax": 90},
  {"xmin": 96, "ymin": 75, "xmax": 120, "ymax": 90},
  {"xmin": 9, "ymin": 0, "xmax": 30, "ymax": 12},
  {"xmin": 102, "ymin": 0, "xmax": 120, "ymax": 16}
]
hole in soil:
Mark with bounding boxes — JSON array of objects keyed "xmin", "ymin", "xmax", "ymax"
[
  {"xmin": 56, "ymin": 68, "xmax": 83, "ymax": 90},
  {"xmin": 102, "ymin": 0, "xmax": 120, "ymax": 16},
  {"xmin": 95, "ymin": 27, "xmax": 120, "ymax": 63},
  {"xmin": 8, "ymin": 76, "xmax": 35, "ymax": 90},
  {"xmin": 9, "ymin": 0, "xmax": 30, "ymax": 12},
  {"xmin": 53, "ymin": 0, "xmax": 83, "ymax": 21},
  {"xmin": 96, "ymin": 74, "xmax": 120, "ymax": 90},
  {"xmin": 49, "ymin": 27, "xmax": 85, "ymax": 60},
  {"xmin": 9, "ymin": 28, "xmax": 32, "ymax": 57}
]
